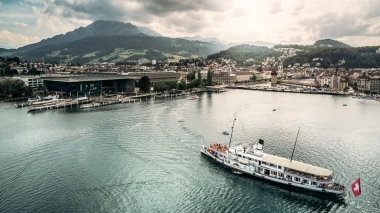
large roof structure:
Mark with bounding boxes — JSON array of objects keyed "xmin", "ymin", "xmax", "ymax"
[
  {"xmin": 41, "ymin": 74, "xmax": 137, "ymax": 82},
  {"xmin": 263, "ymin": 154, "xmax": 333, "ymax": 177}
]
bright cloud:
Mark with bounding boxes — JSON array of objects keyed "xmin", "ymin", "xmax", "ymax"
[
  {"xmin": 0, "ymin": 30, "xmax": 40, "ymax": 48},
  {"xmin": 1, "ymin": 0, "xmax": 380, "ymax": 48}
]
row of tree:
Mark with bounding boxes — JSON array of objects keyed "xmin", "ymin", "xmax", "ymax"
[{"xmin": 0, "ymin": 78, "xmax": 33, "ymax": 99}]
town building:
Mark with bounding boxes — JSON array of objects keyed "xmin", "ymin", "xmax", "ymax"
[
  {"xmin": 13, "ymin": 76, "xmax": 44, "ymax": 88},
  {"xmin": 42, "ymin": 74, "xmax": 136, "ymax": 96},
  {"xmin": 124, "ymin": 71, "xmax": 180, "ymax": 84},
  {"xmin": 212, "ymin": 72, "xmax": 236, "ymax": 85}
]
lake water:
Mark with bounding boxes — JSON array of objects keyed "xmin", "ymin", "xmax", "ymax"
[{"xmin": 0, "ymin": 90, "xmax": 379, "ymax": 212}]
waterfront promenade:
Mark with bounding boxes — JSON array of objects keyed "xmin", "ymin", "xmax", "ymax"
[{"xmin": 227, "ymin": 85, "xmax": 350, "ymax": 96}]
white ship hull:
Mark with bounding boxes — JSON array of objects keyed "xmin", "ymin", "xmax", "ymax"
[{"xmin": 200, "ymin": 145, "xmax": 346, "ymax": 197}]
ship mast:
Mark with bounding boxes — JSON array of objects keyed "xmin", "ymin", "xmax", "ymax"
[
  {"xmin": 290, "ymin": 127, "xmax": 300, "ymax": 162},
  {"xmin": 228, "ymin": 117, "xmax": 237, "ymax": 148}
]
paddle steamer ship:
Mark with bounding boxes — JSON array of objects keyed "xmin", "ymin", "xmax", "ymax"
[{"xmin": 200, "ymin": 129, "xmax": 346, "ymax": 196}]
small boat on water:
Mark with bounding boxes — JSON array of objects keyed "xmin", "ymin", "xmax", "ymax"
[
  {"xmin": 222, "ymin": 131, "xmax": 229, "ymax": 135},
  {"xmin": 80, "ymin": 103, "xmax": 100, "ymax": 109},
  {"xmin": 188, "ymin": 95, "xmax": 199, "ymax": 100},
  {"xmin": 200, "ymin": 120, "xmax": 346, "ymax": 197},
  {"xmin": 343, "ymin": 104, "xmax": 347, "ymax": 106}
]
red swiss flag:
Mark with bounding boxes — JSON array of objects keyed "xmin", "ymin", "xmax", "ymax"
[{"xmin": 351, "ymin": 178, "xmax": 361, "ymax": 197}]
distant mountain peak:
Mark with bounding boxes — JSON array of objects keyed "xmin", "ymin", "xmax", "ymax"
[
  {"xmin": 19, "ymin": 20, "xmax": 162, "ymax": 52},
  {"xmin": 314, "ymin": 39, "xmax": 351, "ymax": 48},
  {"xmin": 137, "ymin": 26, "xmax": 162, "ymax": 37}
]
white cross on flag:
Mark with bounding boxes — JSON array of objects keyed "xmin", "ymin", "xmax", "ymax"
[{"xmin": 351, "ymin": 178, "xmax": 361, "ymax": 197}]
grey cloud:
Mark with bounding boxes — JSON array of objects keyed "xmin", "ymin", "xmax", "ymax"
[
  {"xmin": 292, "ymin": 3, "xmax": 304, "ymax": 16},
  {"xmin": 43, "ymin": 0, "xmax": 226, "ymax": 34},
  {"xmin": 139, "ymin": 0, "xmax": 225, "ymax": 16},
  {"xmin": 364, "ymin": 1, "xmax": 380, "ymax": 19},
  {"xmin": 46, "ymin": 0, "xmax": 126, "ymax": 20},
  {"xmin": 299, "ymin": 12, "xmax": 370, "ymax": 39},
  {"xmin": 269, "ymin": 0, "xmax": 282, "ymax": 14},
  {"xmin": 46, "ymin": 0, "xmax": 224, "ymax": 20}
]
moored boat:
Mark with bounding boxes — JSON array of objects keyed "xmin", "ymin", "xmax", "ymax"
[{"xmin": 188, "ymin": 95, "xmax": 199, "ymax": 100}]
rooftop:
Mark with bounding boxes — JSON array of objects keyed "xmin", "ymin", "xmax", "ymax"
[
  {"xmin": 263, "ymin": 154, "xmax": 333, "ymax": 177},
  {"xmin": 41, "ymin": 74, "xmax": 137, "ymax": 82}
]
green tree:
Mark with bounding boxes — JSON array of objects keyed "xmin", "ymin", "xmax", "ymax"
[
  {"xmin": 178, "ymin": 80, "xmax": 187, "ymax": 90},
  {"xmin": 139, "ymin": 76, "xmax": 151, "ymax": 93},
  {"xmin": 4, "ymin": 66, "xmax": 11, "ymax": 76},
  {"xmin": 252, "ymin": 74, "xmax": 257, "ymax": 81},
  {"xmin": 206, "ymin": 70, "xmax": 212, "ymax": 86},
  {"xmin": 187, "ymin": 82, "xmax": 195, "ymax": 89},
  {"xmin": 187, "ymin": 71, "xmax": 196, "ymax": 81},
  {"xmin": 197, "ymin": 71, "xmax": 203, "ymax": 88},
  {"xmin": 28, "ymin": 67, "xmax": 38, "ymax": 75},
  {"xmin": 11, "ymin": 69, "xmax": 19, "ymax": 76},
  {"xmin": 191, "ymin": 79, "xmax": 201, "ymax": 88},
  {"xmin": 0, "ymin": 78, "xmax": 32, "ymax": 98}
]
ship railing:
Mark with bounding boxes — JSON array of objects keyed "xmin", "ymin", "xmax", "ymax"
[
  {"xmin": 284, "ymin": 168, "xmax": 333, "ymax": 182},
  {"xmin": 317, "ymin": 183, "xmax": 346, "ymax": 191}
]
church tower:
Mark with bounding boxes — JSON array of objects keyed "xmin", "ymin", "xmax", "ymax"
[{"xmin": 271, "ymin": 69, "xmax": 278, "ymax": 87}]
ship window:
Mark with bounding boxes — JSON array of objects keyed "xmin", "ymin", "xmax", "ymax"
[
  {"xmin": 238, "ymin": 154, "xmax": 242, "ymax": 157},
  {"xmin": 312, "ymin": 182, "xmax": 317, "ymax": 185},
  {"xmin": 303, "ymin": 179, "xmax": 309, "ymax": 184},
  {"xmin": 295, "ymin": 177, "xmax": 300, "ymax": 182},
  {"xmin": 247, "ymin": 157, "xmax": 252, "ymax": 160},
  {"xmin": 270, "ymin": 164, "xmax": 276, "ymax": 167},
  {"xmin": 278, "ymin": 166, "xmax": 282, "ymax": 170}
]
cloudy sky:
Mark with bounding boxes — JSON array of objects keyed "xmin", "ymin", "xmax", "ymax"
[{"xmin": 1, "ymin": 0, "xmax": 380, "ymax": 49}]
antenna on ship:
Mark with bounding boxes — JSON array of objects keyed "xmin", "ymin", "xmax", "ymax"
[
  {"xmin": 290, "ymin": 127, "xmax": 300, "ymax": 162},
  {"xmin": 228, "ymin": 117, "xmax": 237, "ymax": 148}
]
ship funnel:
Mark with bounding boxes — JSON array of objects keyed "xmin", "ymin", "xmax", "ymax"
[{"xmin": 257, "ymin": 139, "xmax": 264, "ymax": 150}]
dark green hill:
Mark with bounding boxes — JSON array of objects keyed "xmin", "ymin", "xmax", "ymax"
[
  {"xmin": 207, "ymin": 44, "xmax": 281, "ymax": 66},
  {"xmin": 14, "ymin": 35, "xmax": 224, "ymax": 64},
  {"xmin": 314, "ymin": 39, "xmax": 351, "ymax": 48},
  {"xmin": 283, "ymin": 46, "xmax": 380, "ymax": 68}
]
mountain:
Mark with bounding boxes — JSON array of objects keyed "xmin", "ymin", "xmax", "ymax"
[
  {"xmin": 227, "ymin": 41, "xmax": 277, "ymax": 48},
  {"xmin": 136, "ymin": 26, "xmax": 162, "ymax": 37},
  {"xmin": 207, "ymin": 44, "xmax": 281, "ymax": 66},
  {"xmin": 0, "ymin": 48, "xmax": 15, "ymax": 56},
  {"xmin": 179, "ymin": 36, "xmax": 225, "ymax": 45},
  {"xmin": 314, "ymin": 39, "xmax": 351, "ymax": 48},
  {"xmin": 4, "ymin": 20, "xmax": 225, "ymax": 64},
  {"xmin": 14, "ymin": 35, "xmax": 224, "ymax": 64},
  {"xmin": 20, "ymin": 20, "xmax": 143, "ymax": 51}
]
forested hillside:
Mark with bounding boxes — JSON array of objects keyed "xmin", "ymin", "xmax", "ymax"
[{"xmin": 207, "ymin": 44, "xmax": 281, "ymax": 66}]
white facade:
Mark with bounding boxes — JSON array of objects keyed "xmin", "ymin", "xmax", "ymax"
[{"xmin": 13, "ymin": 76, "xmax": 44, "ymax": 88}]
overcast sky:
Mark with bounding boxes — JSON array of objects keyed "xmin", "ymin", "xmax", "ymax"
[{"xmin": 1, "ymin": 0, "xmax": 380, "ymax": 49}]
